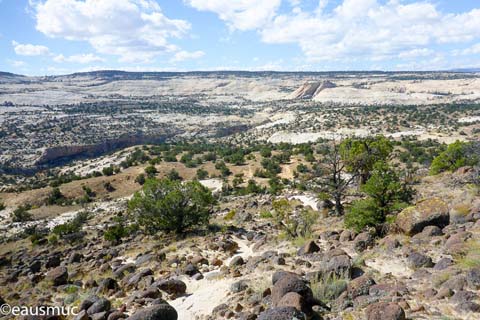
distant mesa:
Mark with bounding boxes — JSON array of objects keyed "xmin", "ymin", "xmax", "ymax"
[{"xmin": 288, "ymin": 80, "xmax": 336, "ymax": 99}]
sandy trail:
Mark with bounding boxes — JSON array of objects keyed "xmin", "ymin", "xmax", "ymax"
[
  {"xmin": 170, "ymin": 236, "xmax": 254, "ymax": 320},
  {"xmin": 289, "ymin": 194, "xmax": 319, "ymax": 211},
  {"xmin": 365, "ymin": 256, "xmax": 413, "ymax": 278}
]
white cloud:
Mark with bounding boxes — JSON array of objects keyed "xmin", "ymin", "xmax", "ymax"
[
  {"xmin": 185, "ymin": 0, "xmax": 281, "ymax": 31},
  {"xmin": 258, "ymin": 1, "xmax": 480, "ymax": 63},
  {"xmin": 170, "ymin": 50, "xmax": 205, "ymax": 62},
  {"xmin": 54, "ymin": 53, "xmax": 105, "ymax": 64},
  {"xmin": 31, "ymin": 0, "xmax": 192, "ymax": 62},
  {"xmin": 12, "ymin": 41, "xmax": 50, "ymax": 56},
  {"xmin": 456, "ymin": 43, "xmax": 480, "ymax": 56},
  {"xmin": 398, "ymin": 48, "xmax": 434, "ymax": 59},
  {"xmin": 10, "ymin": 60, "xmax": 26, "ymax": 67}
]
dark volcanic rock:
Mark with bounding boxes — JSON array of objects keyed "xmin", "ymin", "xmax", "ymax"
[
  {"xmin": 231, "ymin": 280, "xmax": 249, "ymax": 293},
  {"xmin": 277, "ymin": 292, "xmax": 308, "ymax": 314},
  {"xmin": 348, "ymin": 275, "xmax": 375, "ymax": 299},
  {"xmin": 365, "ymin": 302, "xmax": 406, "ymax": 320},
  {"xmin": 354, "ymin": 232, "xmax": 374, "ymax": 252},
  {"xmin": 87, "ymin": 298, "xmax": 111, "ymax": 315},
  {"xmin": 257, "ymin": 307, "xmax": 305, "ymax": 320},
  {"xmin": 229, "ymin": 256, "xmax": 245, "ymax": 267},
  {"xmin": 46, "ymin": 266, "xmax": 69, "ymax": 286},
  {"xmin": 271, "ymin": 273, "xmax": 314, "ymax": 313},
  {"xmin": 407, "ymin": 252, "xmax": 434, "ymax": 269},
  {"xmin": 297, "ymin": 240, "xmax": 320, "ymax": 255},
  {"xmin": 466, "ymin": 267, "xmax": 480, "ymax": 289},
  {"xmin": 126, "ymin": 304, "xmax": 178, "ymax": 320},
  {"xmin": 396, "ymin": 198, "xmax": 449, "ymax": 235},
  {"xmin": 154, "ymin": 279, "xmax": 186, "ymax": 296},
  {"xmin": 433, "ymin": 257, "xmax": 454, "ymax": 271}
]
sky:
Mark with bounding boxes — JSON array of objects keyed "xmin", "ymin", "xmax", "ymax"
[{"xmin": 1, "ymin": 0, "xmax": 480, "ymax": 75}]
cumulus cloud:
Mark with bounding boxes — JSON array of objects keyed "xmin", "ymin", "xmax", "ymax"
[
  {"xmin": 31, "ymin": 0, "xmax": 191, "ymax": 62},
  {"xmin": 185, "ymin": 0, "xmax": 281, "ymax": 31},
  {"xmin": 456, "ymin": 43, "xmax": 480, "ymax": 56},
  {"xmin": 170, "ymin": 50, "xmax": 205, "ymax": 62},
  {"xmin": 54, "ymin": 53, "xmax": 105, "ymax": 64},
  {"xmin": 11, "ymin": 60, "xmax": 27, "ymax": 67},
  {"xmin": 398, "ymin": 48, "xmax": 434, "ymax": 59},
  {"xmin": 12, "ymin": 41, "xmax": 50, "ymax": 56},
  {"xmin": 257, "ymin": 1, "xmax": 480, "ymax": 63}
]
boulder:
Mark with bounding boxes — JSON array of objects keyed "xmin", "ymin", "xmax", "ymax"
[
  {"xmin": 277, "ymin": 292, "xmax": 308, "ymax": 314},
  {"xmin": 272, "ymin": 271, "xmax": 299, "ymax": 285},
  {"xmin": 257, "ymin": 307, "xmax": 306, "ymax": 320},
  {"xmin": 107, "ymin": 311, "xmax": 127, "ymax": 320},
  {"xmin": 87, "ymin": 298, "xmax": 111, "ymax": 315},
  {"xmin": 347, "ymin": 275, "xmax": 375, "ymax": 299},
  {"xmin": 231, "ymin": 280, "xmax": 249, "ymax": 293},
  {"xmin": 354, "ymin": 232, "xmax": 374, "ymax": 252},
  {"xmin": 183, "ymin": 263, "xmax": 198, "ymax": 276},
  {"xmin": 339, "ymin": 230, "xmax": 354, "ymax": 242},
  {"xmin": 396, "ymin": 198, "xmax": 449, "ymax": 235},
  {"xmin": 229, "ymin": 256, "xmax": 245, "ymax": 267},
  {"xmin": 126, "ymin": 304, "xmax": 177, "ymax": 320},
  {"xmin": 365, "ymin": 302, "xmax": 406, "ymax": 320},
  {"xmin": 271, "ymin": 273, "xmax": 313, "ymax": 310},
  {"xmin": 96, "ymin": 278, "xmax": 119, "ymax": 294},
  {"xmin": 369, "ymin": 283, "xmax": 408, "ymax": 298},
  {"xmin": 154, "ymin": 279, "xmax": 186, "ymax": 296},
  {"xmin": 79, "ymin": 295, "xmax": 101, "ymax": 311},
  {"xmin": 451, "ymin": 290, "xmax": 477, "ymax": 305},
  {"xmin": 407, "ymin": 252, "xmax": 434, "ymax": 269},
  {"xmin": 46, "ymin": 266, "xmax": 69, "ymax": 286},
  {"xmin": 433, "ymin": 258, "xmax": 453, "ymax": 271},
  {"xmin": 322, "ymin": 254, "xmax": 352, "ymax": 279},
  {"xmin": 297, "ymin": 240, "xmax": 320, "ymax": 255},
  {"xmin": 29, "ymin": 260, "xmax": 42, "ymax": 273},
  {"xmin": 466, "ymin": 268, "xmax": 480, "ymax": 289},
  {"xmin": 45, "ymin": 254, "xmax": 62, "ymax": 269}
]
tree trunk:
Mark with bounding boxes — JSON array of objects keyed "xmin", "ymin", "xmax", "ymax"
[{"xmin": 334, "ymin": 195, "xmax": 344, "ymax": 215}]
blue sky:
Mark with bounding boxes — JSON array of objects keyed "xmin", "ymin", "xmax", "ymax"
[{"xmin": 1, "ymin": 0, "xmax": 480, "ymax": 75}]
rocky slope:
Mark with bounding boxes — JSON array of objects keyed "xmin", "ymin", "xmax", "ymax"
[{"xmin": 0, "ymin": 167, "xmax": 479, "ymax": 320}]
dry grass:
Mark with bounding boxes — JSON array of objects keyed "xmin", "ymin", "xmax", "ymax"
[{"xmin": 455, "ymin": 239, "xmax": 480, "ymax": 269}]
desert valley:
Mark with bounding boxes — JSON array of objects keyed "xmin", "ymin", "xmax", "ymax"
[{"xmin": 0, "ymin": 70, "xmax": 479, "ymax": 320}]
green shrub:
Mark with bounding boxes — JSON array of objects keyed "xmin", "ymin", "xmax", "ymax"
[
  {"xmin": 167, "ymin": 169, "xmax": 182, "ymax": 181},
  {"xmin": 104, "ymin": 181, "xmax": 115, "ymax": 192},
  {"xmin": 268, "ymin": 177, "xmax": 283, "ymax": 195},
  {"xmin": 260, "ymin": 147, "xmax": 272, "ymax": 158},
  {"xmin": 46, "ymin": 187, "xmax": 66, "ymax": 205},
  {"xmin": 48, "ymin": 234, "xmax": 59, "ymax": 245},
  {"xmin": 236, "ymin": 179, "xmax": 264, "ymax": 195},
  {"xmin": 196, "ymin": 168, "xmax": 209, "ymax": 180},
  {"xmin": 102, "ymin": 166, "xmax": 114, "ymax": 176},
  {"xmin": 310, "ymin": 274, "xmax": 348, "ymax": 304},
  {"xmin": 224, "ymin": 210, "xmax": 236, "ymax": 221},
  {"xmin": 52, "ymin": 211, "xmax": 89, "ymax": 237},
  {"xmin": 340, "ymin": 136, "xmax": 393, "ymax": 183},
  {"xmin": 145, "ymin": 165, "xmax": 158, "ymax": 178},
  {"xmin": 345, "ymin": 198, "xmax": 383, "ymax": 232},
  {"xmin": 430, "ymin": 141, "xmax": 479, "ymax": 175},
  {"xmin": 260, "ymin": 210, "xmax": 273, "ymax": 219},
  {"xmin": 135, "ymin": 173, "xmax": 146, "ymax": 185},
  {"xmin": 296, "ymin": 209, "xmax": 320, "ymax": 239},
  {"xmin": 270, "ymin": 199, "xmax": 318, "ymax": 239},
  {"xmin": 128, "ymin": 178, "xmax": 214, "ymax": 234},
  {"xmin": 345, "ymin": 161, "xmax": 413, "ymax": 232},
  {"xmin": 232, "ymin": 174, "xmax": 244, "ymax": 187},
  {"xmin": 104, "ymin": 216, "xmax": 136, "ymax": 243},
  {"xmin": 11, "ymin": 204, "xmax": 33, "ymax": 222}
]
